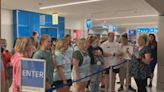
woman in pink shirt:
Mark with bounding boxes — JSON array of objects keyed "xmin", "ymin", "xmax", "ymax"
[{"xmin": 11, "ymin": 38, "xmax": 34, "ymax": 92}]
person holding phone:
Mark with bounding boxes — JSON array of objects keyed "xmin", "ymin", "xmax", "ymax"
[
  {"xmin": 88, "ymin": 36, "xmax": 104, "ymax": 92},
  {"xmin": 118, "ymin": 33, "xmax": 136, "ymax": 92},
  {"xmin": 130, "ymin": 35, "xmax": 152, "ymax": 92}
]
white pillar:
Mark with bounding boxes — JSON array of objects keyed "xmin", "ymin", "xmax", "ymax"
[
  {"xmin": 81, "ymin": 19, "xmax": 88, "ymax": 38},
  {"xmin": 157, "ymin": 15, "xmax": 164, "ymax": 90}
]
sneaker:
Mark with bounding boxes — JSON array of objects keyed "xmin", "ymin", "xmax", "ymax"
[
  {"xmin": 101, "ymin": 85, "xmax": 105, "ymax": 88},
  {"xmin": 118, "ymin": 85, "xmax": 123, "ymax": 91},
  {"xmin": 117, "ymin": 81, "xmax": 121, "ymax": 84},
  {"xmin": 129, "ymin": 86, "xmax": 136, "ymax": 92}
]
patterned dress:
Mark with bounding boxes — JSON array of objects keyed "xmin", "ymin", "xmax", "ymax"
[{"xmin": 130, "ymin": 47, "xmax": 151, "ymax": 79}]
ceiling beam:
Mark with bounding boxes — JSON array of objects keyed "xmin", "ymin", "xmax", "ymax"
[{"xmin": 145, "ymin": 0, "xmax": 164, "ymax": 15}]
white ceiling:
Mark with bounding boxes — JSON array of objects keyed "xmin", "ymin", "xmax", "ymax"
[{"xmin": 2, "ymin": 0, "xmax": 159, "ymax": 27}]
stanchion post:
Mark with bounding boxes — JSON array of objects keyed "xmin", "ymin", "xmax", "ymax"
[
  {"xmin": 126, "ymin": 60, "xmax": 129, "ymax": 92},
  {"xmin": 109, "ymin": 67, "xmax": 113, "ymax": 92}
]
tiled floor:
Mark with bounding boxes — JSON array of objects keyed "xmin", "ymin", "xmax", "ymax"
[
  {"xmin": 113, "ymin": 65, "xmax": 163, "ymax": 92},
  {"xmin": 88, "ymin": 64, "xmax": 163, "ymax": 92}
]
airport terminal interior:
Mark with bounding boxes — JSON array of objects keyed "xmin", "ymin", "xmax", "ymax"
[{"xmin": 1, "ymin": 0, "xmax": 164, "ymax": 92}]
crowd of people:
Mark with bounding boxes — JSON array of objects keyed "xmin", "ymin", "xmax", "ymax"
[{"xmin": 0, "ymin": 31, "xmax": 158, "ymax": 92}]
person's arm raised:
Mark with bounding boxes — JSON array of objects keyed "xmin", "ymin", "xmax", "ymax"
[{"xmin": 142, "ymin": 53, "xmax": 153, "ymax": 64}]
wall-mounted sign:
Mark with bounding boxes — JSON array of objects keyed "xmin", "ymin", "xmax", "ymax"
[
  {"xmin": 21, "ymin": 58, "xmax": 46, "ymax": 92},
  {"xmin": 137, "ymin": 28, "xmax": 158, "ymax": 33},
  {"xmin": 112, "ymin": 26, "xmax": 117, "ymax": 32},
  {"xmin": 128, "ymin": 29, "xmax": 137, "ymax": 37},
  {"xmin": 40, "ymin": 15, "xmax": 45, "ymax": 25},
  {"xmin": 52, "ymin": 14, "xmax": 58, "ymax": 25}
]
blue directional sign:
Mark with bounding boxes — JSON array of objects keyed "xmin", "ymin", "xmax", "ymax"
[
  {"xmin": 128, "ymin": 30, "xmax": 137, "ymax": 37},
  {"xmin": 21, "ymin": 58, "xmax": 46, "ymax": 92},
  {"xmin": 86, "ymin": 19, "xmax": 92, "ymax": 29},
  {"xmin": 137, "ymin": 28, "xmax": 158, "ymax": 33},
  {"xmin": 112, "ymin": 26, "xmax": 117, "ymax": 32}
]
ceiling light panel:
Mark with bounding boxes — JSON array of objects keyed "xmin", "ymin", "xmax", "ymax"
[
  {"xmin": 95, "ymin": 14, "xmax": 158, "ymax": 21},
  {"xmin": 40, "ymin": 0, "xmax": 101, "ymax": 9}
]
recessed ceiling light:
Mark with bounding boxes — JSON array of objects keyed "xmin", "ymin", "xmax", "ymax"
[
  {"xmin": 119, "ymin": 22, "xmax": 158, "ymax": 26},
  {"xmin": 40, "ymin": 0, "xmax": 101, "ymax": 9},
  {"xmin": 95, "ymin": 15, "xmax": 158, "ymax": 21}
]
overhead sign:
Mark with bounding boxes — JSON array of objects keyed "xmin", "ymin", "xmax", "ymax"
[
  {"xmin": 128, "ymin": 29, "xmax": 137, "ymax": 37},
  {"xmin": 21, "ymin": 58, "xmax": 46, "ymax": 92},
  {"xmin": 137, "ymin": 28, "xmax": 158, "ymax": 33},
  {"xmin": 40, "ymin": 15, "xmax": 45, "ymax": 25},
  {"xmin": 102, "ymin": 25, "xmax": 108, "ymax": 29},
  {"xmin": 52, "ymin": 13, "xmax": 58, "ymax": 25},
  {"xmin": 112, "ymin": 26, "xmax": 117, "ymax": 32},
  {"xmin": 86, "ymin": 19, "xmax": 92, "ymax": 29}
]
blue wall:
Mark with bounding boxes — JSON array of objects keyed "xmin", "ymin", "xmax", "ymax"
[{"xmin": 13, "ymin": 10, "xmax": 65, "ymax": 40}]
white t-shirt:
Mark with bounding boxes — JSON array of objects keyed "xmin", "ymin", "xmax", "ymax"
[
  {"xmin": 66, "ymin": 46, "xmax": 74, "ymax": 61},
  {"xmin": 101, "ymin": 41, "xmax": 122, "ymax": 68}
]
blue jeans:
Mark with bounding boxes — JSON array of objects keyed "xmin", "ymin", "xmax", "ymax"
[{"xmin": 89, "ymin": 65, "xmax": 103, "ymax": 92}]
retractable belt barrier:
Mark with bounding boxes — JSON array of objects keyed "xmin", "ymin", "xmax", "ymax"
[{"xmin": 46, "ymin": 60, "xmax": 128, "ymax": 92}]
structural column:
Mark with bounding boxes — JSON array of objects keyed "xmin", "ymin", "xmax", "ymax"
[{"xmin": 157, "ymin": 15, "xmax": 164, "ymax": 90}]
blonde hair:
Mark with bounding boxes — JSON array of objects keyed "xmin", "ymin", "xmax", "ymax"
[
  {"xmin": 38, "ymin": 35, "xmax": 50, "ymax": 50},
  {"xmin": 40, "ymin": 35, "xmax": 50, "ymax": 45},
  {"xmin": 77, "ymin": 38, "xmax": 88, "ymax": 50},
  {"xmin": 139, "ymin": 34, "xmax": 148, "ymax": 44},
  {"xmin": 14, "ymin": 38, "xmax": 32, "ymax": 53},
  {"xmin": 55, "ymin": 40, "xmax": 68, "ymax": 52}
]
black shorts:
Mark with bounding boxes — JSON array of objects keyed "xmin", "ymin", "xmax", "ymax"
[
  {"xmin": 104, "ymin": 68, "xmax": 120, "ymax": 74},
  {"xmin": 52, "ymin": 79, "xmax": 72, "ymax": 88}
]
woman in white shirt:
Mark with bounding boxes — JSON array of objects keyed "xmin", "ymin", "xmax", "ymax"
[{"xmin": 52, "ymin": 40, "xmax": 72, "ymax": 92}]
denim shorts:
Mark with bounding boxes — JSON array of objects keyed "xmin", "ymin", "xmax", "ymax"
[{"xmin": 52, "ymin": 79, "xmax": 72, "ymax": 88}]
